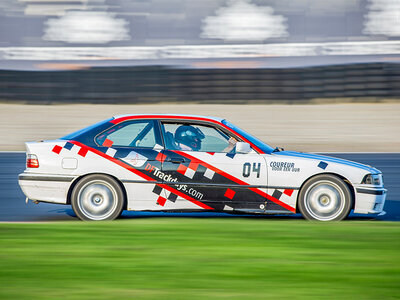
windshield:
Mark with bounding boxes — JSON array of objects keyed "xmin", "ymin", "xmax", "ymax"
[{"xmin": 222, "ymin": 119, "xmax": 274, "ymax": 154}]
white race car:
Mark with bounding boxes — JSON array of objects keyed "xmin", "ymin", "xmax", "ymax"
[{"xmin": 18, "ymin": 114, "xmax": 386, "ymax": 221}]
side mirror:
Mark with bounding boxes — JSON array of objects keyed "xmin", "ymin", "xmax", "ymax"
[{"xmin": 236, "ymin": 142, "xmax": 251, "ymax": 154}]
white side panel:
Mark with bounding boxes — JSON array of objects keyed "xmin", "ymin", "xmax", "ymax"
[{"xmin": 19, "ymin": 180, "xmax": 69, "ymax": 204}]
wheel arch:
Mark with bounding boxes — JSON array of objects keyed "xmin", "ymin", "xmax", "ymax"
[
  {"xmin": 67, "ymin": 173, "xmax": 128, "ymax": 209},
  {"xmin": 295, "ymin": 172, "xmax": 355, "ymax": 213}
]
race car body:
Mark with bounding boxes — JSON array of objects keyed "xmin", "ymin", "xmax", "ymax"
[{"xmin": 18, "ymin": 114, "xmax": 387, "ymax": 221}]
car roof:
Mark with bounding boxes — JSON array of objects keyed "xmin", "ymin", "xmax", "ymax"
[{"xmin": 113, "ymin": 114, "xmax": 224, "ymax": 122}]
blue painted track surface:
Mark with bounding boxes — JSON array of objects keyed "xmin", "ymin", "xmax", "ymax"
[{"xmin": 1, "ymin": 152, "xmax": 399, "ymax": 221}]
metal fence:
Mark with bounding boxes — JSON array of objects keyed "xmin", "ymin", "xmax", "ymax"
[{"xmin": 1, "ymin": 63, "xmax": 399, "ymax": 103}]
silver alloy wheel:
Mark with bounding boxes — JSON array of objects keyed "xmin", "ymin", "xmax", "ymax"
[
  {"xmin": 303, "ymin": 180, "xmax": 346, "ymax": 221},
  {"xmin": 76, "ymin": 180, "xmax": 119, "ymax": 220}
]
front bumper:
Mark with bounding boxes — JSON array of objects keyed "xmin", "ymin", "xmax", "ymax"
[
  {"xmin": 18, "ymin": 172, "xmax": 76, "ymax": 204},
  {"xmin": 353, "ymin": 185, "xmax": 387, "ymax": 214}
]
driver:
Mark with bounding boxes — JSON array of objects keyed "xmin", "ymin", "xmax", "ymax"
[
  {"xmin": 223, "ymin": 136, "xmax": 238, "ymax": 153},
  {"xmin": 174, "ymin": 125, "xmax": 205, "ymax": 151}
]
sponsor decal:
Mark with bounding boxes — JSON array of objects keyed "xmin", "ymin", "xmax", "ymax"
[
  {"xmin": 270, "ymin": 161, "xmax": 300, "ymax": 172},
  {"xmin": 144, "ymin": 163, "xmax": 177, "ymax": 182},
  {"xmin": 144, "ymin": 162, "xmax": 203, "ymax": 200},
  {"xmin": 121, "ymin": 150, "xmax": 148, "ymax": 167},
  {"xmin": 175, "ymin": 184, "xmax": 204, "ymax": 200}
]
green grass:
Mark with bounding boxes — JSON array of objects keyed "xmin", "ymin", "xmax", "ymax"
[{"xmin": 0, "ymin": 219, "xmax": 399, "ymax": 299}]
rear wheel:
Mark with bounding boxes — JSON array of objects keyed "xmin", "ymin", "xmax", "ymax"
[
  {"xmin": 71, "ymin": 174, "xmax": 124, "ymax": 221},
  {"xmin": 298, "ymin": 174, "xmax": 352, "ymax": 221}
]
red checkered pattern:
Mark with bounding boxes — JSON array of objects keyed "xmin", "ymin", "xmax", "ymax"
[
  {"xmin": 157, "ymin": 196, "xmax": 167, "ymax": 206},
  {"xmin": 102, "ymin": 138, "xmax": 114, "ymax": 147},
  {"xmin": 176, "ymin": 161, "xmax": 215, "ymax": 180},
  {"xmin": 156, "ymin": 152, "xmax": 167, "ymax": 163},
  {"xmin": 177, "ymin": 164, "xmax": 187, "ymax": 175},
  {"xmin": 224, "ymin": 188, "xmax": 235, "ymax": 199},
  {"xmin": 283, "ymin": 189, "xmax": 294, "ymax": 197},
  {"xmin": 188, "ymin": 162, "xmax": 199, "ymax": 171},
  {"xmin": 52, "ymin": 142, "xmax": 90, "ymax": 157},
  {"xmin": 52, "ymin": 145, "xmax": 62, "ymax": 154},
  {"xmin": 78, "ymin": 147, "xmax": 88, "ymax": 157},
  {"xmin": 270, "ymin": 188, "xmax": 297, "ymax": 209}
]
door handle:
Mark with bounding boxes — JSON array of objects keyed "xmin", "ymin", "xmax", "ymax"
[{"xmin": 168, "ymin": 157, "xmax": 186, "ymax": 164}]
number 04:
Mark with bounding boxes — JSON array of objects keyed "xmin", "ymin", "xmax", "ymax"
[{"xmin": 242, "ymin": 162, "xmax": 261, "ymax": 178}]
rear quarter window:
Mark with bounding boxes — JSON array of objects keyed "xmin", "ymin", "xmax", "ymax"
[{"xmin": 96, "ymin": 120, "xmax": 157, "ymax": 148}]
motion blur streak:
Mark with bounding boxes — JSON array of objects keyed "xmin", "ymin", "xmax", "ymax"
[
  {"xmin": 43, "ymin": 11, "xmax": 130, "ymax": 44},
  {"xmin": 0, "ymin": 0, "xmax": 399, "ymax": 70},
  {"xmin": 1, "ymin": 41, "xmax": 400, "ymax": 61}
]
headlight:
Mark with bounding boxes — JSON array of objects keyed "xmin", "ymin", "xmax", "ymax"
[{"xmin": 361, "ymin": 174, "xmax": 382, "ymax": 185}]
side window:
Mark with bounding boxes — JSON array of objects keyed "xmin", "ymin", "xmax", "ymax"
[
  {"xmin": 162, "ymin": 122, "xmax": 236, "ymax": 152},
  {"xmin": 96, "ymin": 120, "xmax": 157, "ymax": 148}
]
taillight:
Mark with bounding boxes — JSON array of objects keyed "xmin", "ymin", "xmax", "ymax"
[{"xmin": 27, "ymin": 154, "xmax": 39, "ymax": 168}]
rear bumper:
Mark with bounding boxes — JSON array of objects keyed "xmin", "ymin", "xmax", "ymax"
[
  {"xmin": 18, "ymin": 172, "xmax": 76, "ymax": 204},
  {"xmin": 353, "ymin": 186, "xmax": 387, "ymax": 214}
]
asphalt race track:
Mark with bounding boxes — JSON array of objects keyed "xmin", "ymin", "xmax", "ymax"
[{"xmin": 1, "ymin": 152, "xmax": 399, "ymax": 222}]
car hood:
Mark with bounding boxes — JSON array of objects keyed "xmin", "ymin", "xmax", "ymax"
[{"xmin": 272, "ymin": 151, "xmax": 380, "ymax": 174}]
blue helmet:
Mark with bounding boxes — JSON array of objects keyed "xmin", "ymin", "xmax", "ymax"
[{"xmin": 175, "ymin": 125, "xmax": 205, "ymax": 150}]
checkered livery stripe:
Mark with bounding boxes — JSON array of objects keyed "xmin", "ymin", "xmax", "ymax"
[
  {"xmin": 52, "ymin": 141, "xmax": 89, "ymax": 157},
  {"xmin": 152, "ymin": 184, "xmax": 178, "ymax": 206},
  {"xmin": 68, "ymin": 140, "xmax": 213, "ymax": 210},
  {"xmin": 271, "ymin": 189, "xmax": 295, "ymax": 201},
  {"xmin": 173, "ymin": 150, "xmax": 295, "ymax": 212},
  {"xmin": 53, "ymin": 140, "xmax": 295, "ymax": 213},
  {"xmin": 176, "ymin": 161, "xmax": 216, "ymax": 180}
]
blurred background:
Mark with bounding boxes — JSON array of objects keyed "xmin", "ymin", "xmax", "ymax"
[
  {"xmin": 0, "ymin": 0, "xmax": 399, "ymax": 151},
  {"xmin": 0, "ymin": 0, "xmax": 400, "ymax": 102}
]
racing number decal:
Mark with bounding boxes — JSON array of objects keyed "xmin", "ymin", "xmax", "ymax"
[
  {"xmin": 243, "ymin": 163, "xmax": 251, "ymax": 177},
  {"xmin": 242, "ymin": 162, "xmax": 261, "ymax": 178}
]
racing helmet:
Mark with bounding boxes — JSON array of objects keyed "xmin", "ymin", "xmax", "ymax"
[{"xmin": 174, "ymin": 125, "xmax": 205, "ymax": 151}]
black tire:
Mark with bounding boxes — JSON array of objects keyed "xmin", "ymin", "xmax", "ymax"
[
  {"xmin": 71, "ymin": 174, "xmax": 125, "ymax": 221},
  {"xmin": 298, "ymin": 174, "xmax": 353, "ymax": 221}
]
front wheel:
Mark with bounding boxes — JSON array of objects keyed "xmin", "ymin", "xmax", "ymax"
[
  {"xmin": 71, "ymin": 174, "xmax": 125, "ymax": 221},
  {"xmin": 298, "ymin": 174, "xmax": 353, "ymax": 221}
]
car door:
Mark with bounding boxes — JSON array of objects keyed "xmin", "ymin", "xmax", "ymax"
[
  {"xmin": 94, "ymin": 119, "xmax": 167, "ymax": 210},
  {"xmin": 159, "ymin": 121, "xmax": 268, "ymax": 212}
]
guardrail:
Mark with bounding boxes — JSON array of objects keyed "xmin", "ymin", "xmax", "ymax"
[{"xmin": 1, "ymin": 63, "xmax": 399, "ymax": 103}]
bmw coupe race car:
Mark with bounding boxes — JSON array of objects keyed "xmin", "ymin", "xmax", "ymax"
[{"xmin": 18, "ymin": 114, "xmax": 386, "ymax": 221}]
